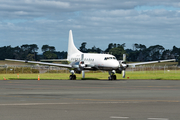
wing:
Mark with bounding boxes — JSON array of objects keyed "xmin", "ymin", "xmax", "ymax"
[
  {"xmin": 128, "ymin": 59, "xmax": 176, "ymax": 67},
  {"xmin": 5, "ymin": 59, "xmax": 72, "ymax": 68},
  {"xmin": 40, "ymin": 59, "xmax": 68, "ymax": 62}
]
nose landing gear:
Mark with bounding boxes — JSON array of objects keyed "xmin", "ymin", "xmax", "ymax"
[
  {"xmin": 108, "ymin": 70, "xmax": 117, "ymax": 80},
  {"xmin": 69, "ymin": 70, "xmax": 76, "ymax": 80},
  {"xmin": 69, "ymin": 75, "xmax": 76, "ymax": 80}
]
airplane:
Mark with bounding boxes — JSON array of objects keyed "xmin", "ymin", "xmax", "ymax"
[{"xmin": 6, "ymin": 30, "xmax": 176, "ymax": 80}]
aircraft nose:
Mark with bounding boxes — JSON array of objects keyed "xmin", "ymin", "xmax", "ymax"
[{"xmin": 111, "ymin": 60, "xmax": 119, "ymax": 68}]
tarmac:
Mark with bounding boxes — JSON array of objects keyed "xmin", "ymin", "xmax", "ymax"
[{"xmin": 0, "ymin": 79, "xmax": 180, "ymax": 120}]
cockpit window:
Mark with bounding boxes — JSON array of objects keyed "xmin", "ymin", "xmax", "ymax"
[{"xmin": 104, "ymin": 57, "xmax": 117, "ymax": 60}]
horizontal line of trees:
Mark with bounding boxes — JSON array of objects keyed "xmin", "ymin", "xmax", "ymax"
[{"xmin": 0, "ymin": 42, "xmax": 179, "ymax": 64}]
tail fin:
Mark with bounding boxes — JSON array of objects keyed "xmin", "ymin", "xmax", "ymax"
[{"xmin": 68, "ymin": 30, "xmax": 82, "ymax": 60}]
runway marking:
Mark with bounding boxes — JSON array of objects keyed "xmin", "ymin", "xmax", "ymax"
[
  {"xmin": 110, "ymin": 116, "xmax": 129, "ymax": 119},
  {"xmin": 148, "ymin": 118, "xmax": 169, "ymax": 120},
  {"xmin": 0, "ymin": 103, "xmax": 71, "ymax": 106},
  {"xmin": 75, "ymin": 98, "xmax": 180, "ymax": 103},
  {"xmin": 0, "ymin": 101, "xmax": 139, "ymax": 106},
  {"xmin": 0, "ymin": 102, "xmax": 132, "ymax": 106}
]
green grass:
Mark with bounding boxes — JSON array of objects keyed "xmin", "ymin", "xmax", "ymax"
[
  {"xmin": 0, "ymin": 70, "xmax": 180, "ymax": 80},
  {"xmin": 126, "ymin": 70, "xmax": 180, "ymax": 80}
]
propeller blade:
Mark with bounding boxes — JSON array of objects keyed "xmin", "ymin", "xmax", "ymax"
[
  {"xmin": 122, "ymin": 70, "xmax": 125, "ymax": 78},
  {"xmin": 79, "ymin": 54, "xmax": 85, "ymax": 68},
  {"xmin": 82, "ymin": 70, "xmax": 85, "ymax": 78},
  {"xmin": 81, "ymin": 54, "xmax": 85, "ymax": 78},
  {"xmin": 123, "ymin": 54, "xmax": 126, "ymax": 62},
  {"xmin": 81, "ymin": 54, "xmax": 84, "ymax": 61}
]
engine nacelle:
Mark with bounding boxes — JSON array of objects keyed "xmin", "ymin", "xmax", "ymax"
[{"xmin": 79, "ymin": 61, "xmax": 85, "ymax": 68}]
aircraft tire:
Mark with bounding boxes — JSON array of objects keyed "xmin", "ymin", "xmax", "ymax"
[
  {"xmin": 69, "ymin": 75, "xmax": 73, "ymax": 80},
  {"xmin": 73, "ymin": 75, "xmax": 76, "ymax": 80},
  {"xmin": 109, "ymin": 75, "xmax": 116, "ymax": 80},
  {"xmin": 113, "ymin": 75, "xmax": 117, "ymax": 80},
  {"xmin": 112, "ymin": 75, "xmax": 114, "ymax": 80},
  {"xmin": 69, "ymin": 75, "xmax": 76, "ymax": 80}
]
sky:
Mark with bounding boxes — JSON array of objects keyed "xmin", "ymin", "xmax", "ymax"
[{"xmin": 0, "ymin": 0, "xmax": 180, "ymax": 53}]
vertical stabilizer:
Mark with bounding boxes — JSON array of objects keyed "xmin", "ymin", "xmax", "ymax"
[{"xmin": 68, "ymin": 30, "xmax": 82, "ymax": 60}]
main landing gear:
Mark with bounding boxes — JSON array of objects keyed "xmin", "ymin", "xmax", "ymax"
[
  {"xmin": 108, "ymin": 70, "xmax": 117, "ymax": 80},
  {"xmin": 69, "ymin": 70, "xmax": 76, "ymax": 80}
]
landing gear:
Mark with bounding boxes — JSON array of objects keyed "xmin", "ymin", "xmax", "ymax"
[
  {"xmin": 108, "ymin": 75, "xmax": 116, "ymax": 80},
  {"xmin": 108, "ymin": 70, "xmax": 117, "ymax": 80},
  {"xmin": 69, "ymin": 75, "xmax": 76, "ymax": 80},
  {"xmin": 69, "ymin": 70, "xmax": 76, "ymax": 80}
]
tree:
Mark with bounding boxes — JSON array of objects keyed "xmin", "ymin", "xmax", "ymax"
[
  {"xmin": 13, "ymin": 46, "xmax": 21, "ymax": 59},
  {"xmin": 21, "ymin": 44, "xmax": 30, "ymax": 51},
  {"xmin": 133, "ymin": 43, "xmax": 146, "ymax": 51},
  {"xmin": 41, "ymin": 45, "xmax": 55, "ymax": 52},
  {"xmin": 0, "ymin": 46, "xmax": 14, "ymax": 60},
  {"xmin": 43, "ymin": 51, "xmax": 57, "ymax": 59},
  {"xmin": 29, "ymin": 44, "xmax": 39, "ymax": 53},
  {"xmin": 87, "ymin": 46, "xmax": 102, "ymax": 53},
  {"xmin": 161, "ymin": 50, "xmax": 171, "ymax": 59},
  {"xmin": 54, "ymin": 51, "xmax": 67, "ymax": 59},
  {"xmin": 105, "ymin": 43, "xmax": 114, "ymax": 52},
  {"xmin": 19, "ymin": 44, "xmax": 39, "ymax": 60},
  {"xmin": 26, "ymin": 54, "xmax": 35, "ymax": 61},
  {"xmin": 178, "ymin": 56, "xmax": 180, "ymax": 65},
  {"xmin": 79, "ymin": 42, "xmax": 87, "ymax": 52},
  {"xmin": 42, "ymin": 45, "xmax": 50, "ymax": 52},
  {"xmin": 109, "ymin": 46, "xmax": 126, "ymax": 60},
  {"xmin": 171, "ymin": 46, "xmax": 180, "ymax": 59},
  {"xmin": 41, "ymin": 45, "xmax": 58, "ymax": 59},
  {"xmin": 147, "ymin": 45, "xmax": 165, "ymax": 60},
  {"xmin": 49, "ymin": 46, "xmax": 56, "ymax": 52}
]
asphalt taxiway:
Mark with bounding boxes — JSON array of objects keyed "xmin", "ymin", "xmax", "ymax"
[{"xmin": 0, "ymin": 80, "xmax": 180, "ymax": 120}]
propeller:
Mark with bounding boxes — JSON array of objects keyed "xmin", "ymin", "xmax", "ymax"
[
  {"xmin": 79, "ymin": 54, "xmax": 85, "ymax": 78},
  {"xmin": 120, "ymin": 54, "xmax": 128, "ymax": 78},
  {"xmin": 123, "ymin": 54, "xmax": 126, "ymax": 62}
]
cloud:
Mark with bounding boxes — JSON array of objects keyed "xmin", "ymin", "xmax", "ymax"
[{"xmin": 0, "ymin": 0, "xmax": 180, "ymax": 52}]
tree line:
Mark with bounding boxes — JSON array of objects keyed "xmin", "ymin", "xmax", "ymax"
[
  {"xmin": 0, "ymin": 43, "xmax": 179, "ymax": 64},
  {"xmin": 0, "ymin": 44, "xmax": 67, "ymax": 61}
]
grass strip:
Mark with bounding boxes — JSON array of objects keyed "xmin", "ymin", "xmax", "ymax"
[{"xmin": 0, "ymin": 70, "xmax": 180, "ymax": 80}]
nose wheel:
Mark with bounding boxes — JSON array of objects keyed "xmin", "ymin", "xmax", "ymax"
[
  {"xmin": 108, "ymin": 71, "xmax": 117, "ymax": 80},
  {"xmin": 69, "ymin": 75, "xmax": 76, "ymax": 80},
  {"xmin": 69, "ymin": 70, "xmax": 76, "ymax": 80}
]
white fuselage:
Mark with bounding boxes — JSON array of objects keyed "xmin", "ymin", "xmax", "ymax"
[
  {"xmin": 69, "ymin": 53, "xmax": 119, "ymax": 70},
  {"xmin": 67, "ymin": 30, "xmax": 120, "ymax": 71}
]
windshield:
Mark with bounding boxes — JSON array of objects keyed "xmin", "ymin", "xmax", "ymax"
[{"xmin": 104, "ymin": 57, "xmax": 116, "ymax": 60}]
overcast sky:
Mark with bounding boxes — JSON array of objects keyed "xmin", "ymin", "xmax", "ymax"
[{"xmin": 0, "ymin": 0, "xmax": 180, "ymax": 52}]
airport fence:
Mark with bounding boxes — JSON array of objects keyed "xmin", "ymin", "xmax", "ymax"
[
  {"xmin": 126, "ymin": 64, "xmax": 180, "ymax": 74},
  {"xmin": 0, "ymin": 65, "xmax": 69, "ymax": 74},
  {"xmin": 0, "ymin": 65, "xmax": 179, "ymax": 74}
]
